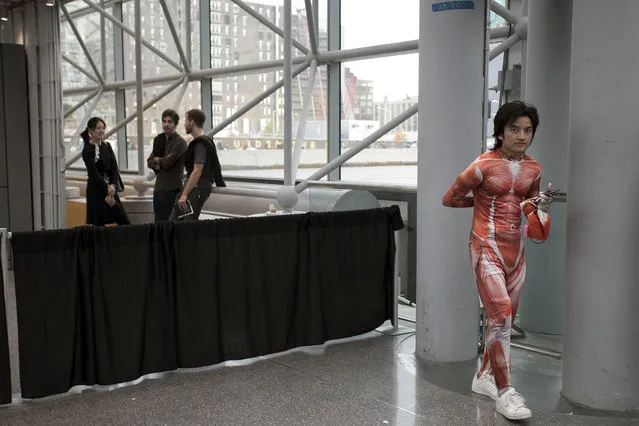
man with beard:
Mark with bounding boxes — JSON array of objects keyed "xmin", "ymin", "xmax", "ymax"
[
  {"xmin": 170, "ymin": 109, "xmax": 226, "ymax": 221},
  {"xmin": 147, "ymin": 109, "xmax": 187, "ymax": 222}
]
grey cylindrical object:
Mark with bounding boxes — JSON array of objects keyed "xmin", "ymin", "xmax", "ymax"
[
  {"xmin": 562, "ymin": 0, "xmax": 639, "ymax": 411},
  {"xmin": 298, "ymin": 188, "xmax": 380, "ymax": 212},
  {"xmin": 203, "ymin": 188, "xmax": 380, "ymax": 216},
  {"xmin": 519, "ymin": 0, "xmax": 572, "ymax": 335},
  {"xmin": 416, "ymin": 1, "xmax": 484, "ymax": 362}
]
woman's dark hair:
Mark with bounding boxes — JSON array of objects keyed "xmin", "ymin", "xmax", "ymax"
[
  {"xmin": 87, "ymin": 117, "xmax": 106, "ymax": 131},
  {"xmin": 81, "ymin": 117, "xmax": 106, "ymax": 143},
  {"xmin": 162, "ymin": 109, "xmax": 180, "ymax": 125},
  {"xmin": 492, "ymin": 101, "xmax": 540, "ymax": 150}
]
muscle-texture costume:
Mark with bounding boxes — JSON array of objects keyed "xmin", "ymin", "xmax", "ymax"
[{"xmin": 442, "ymin": 150, "xmax": 550, "ymax": 390}]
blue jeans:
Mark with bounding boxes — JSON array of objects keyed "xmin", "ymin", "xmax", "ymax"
[
  {"xmin": 169, "ymin": 187, "xmax": 211, "ymax": 222},
  {"xmin": 153, "ymin": 189, "xmax": 181, "ymax": 222}
]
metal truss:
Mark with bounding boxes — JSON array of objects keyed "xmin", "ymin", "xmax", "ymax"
[{"xmin": 62, "ymin": 0, "xmax": 524, "ymax": 182}]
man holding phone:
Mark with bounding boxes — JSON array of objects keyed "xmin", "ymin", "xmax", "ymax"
[{"xmin": 170, "ymin": 109, "xmax": 226, "ymax": 221}]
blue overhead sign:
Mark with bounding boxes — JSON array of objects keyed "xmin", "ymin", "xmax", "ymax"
[{"xmin": 432, "ymin": 1, "xmax": 475, "ymax": 12}]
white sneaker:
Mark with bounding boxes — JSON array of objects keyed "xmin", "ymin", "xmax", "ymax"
[
  {"xmin": 471, "ymin": 372, "xmax": 498, "ymax": 400},
  {"xmin": 496, "ymin": 388, "xmax": 532, "ymax": 420}
]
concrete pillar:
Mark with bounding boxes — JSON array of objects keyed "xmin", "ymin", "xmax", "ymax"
[
  {"xmin": 519, "ymin": 1, "xmax": 572, "ymax": 335},
  {"xmin": 562, "ymin": 0, "xmax": 639, "ymax": 411},
  {"xmin": 416, "ymin": 0, "xmax": 485, "ymax": 362}
]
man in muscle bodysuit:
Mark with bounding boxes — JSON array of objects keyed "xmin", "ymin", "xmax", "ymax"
[{"xmin": 442, "ymin": 101, "xmax": 552, "ymax": 421}]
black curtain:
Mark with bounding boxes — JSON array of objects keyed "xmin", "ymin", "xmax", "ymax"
[
  {"xmin": 0, "ymin": 250, "xmax": 11, "ymax": 405},
  {"xmin": 11, "ymin": 207, "xmax": 403, "ymax": 399}
]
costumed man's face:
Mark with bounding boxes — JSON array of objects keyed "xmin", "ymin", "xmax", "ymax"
[{"xmin": 499, "ymin": 116, "xmax": 533, "ymax": 156}]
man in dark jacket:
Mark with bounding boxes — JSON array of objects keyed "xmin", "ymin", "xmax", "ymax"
[
  {"xmin": 147, "ymin": 109, "xmax": 187, "ymax": 222},
  {"xmin": 170, "ymin": 109, "xmax": 225, "ymax": 222}
]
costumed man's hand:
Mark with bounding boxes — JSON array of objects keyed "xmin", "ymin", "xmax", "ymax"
[{"xmin": 537, "ymin": 183, "xmax": 553, "ymax": 212}]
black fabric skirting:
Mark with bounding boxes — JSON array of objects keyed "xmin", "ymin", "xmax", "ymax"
[
  {"xmin": 10, "ymin": 207, "xmax": 403, "ymax": 399},
  {"xmin": 0, "ymin": 253, "xmax": 11, "ymax": 404}
]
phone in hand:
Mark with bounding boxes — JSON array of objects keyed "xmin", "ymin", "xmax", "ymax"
[{"xmin": 177, "ymin": 199, "xmax": 194, "ymax": 218}]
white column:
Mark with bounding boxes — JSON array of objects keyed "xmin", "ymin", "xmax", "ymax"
[
  {"xmin": 416, "ymin": 0, "xmax": 485, "ymax": 362},
  {"xmin": 519, "ymin": 0, "xmax": 572, "ymax": 335},
  {"xmin": 562, "ymin": 0, "xmax": 639, "ymax": 411},
  {"xmin": 24, "ymin": 2, "xmax": 65, "ymax": 229}
]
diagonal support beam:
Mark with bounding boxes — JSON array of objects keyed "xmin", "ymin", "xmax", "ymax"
[
  {"xmin": 60, "ymin": 2, "xmax": 105, "ymax": 85},
  {"xmin": 316, "ymin": 40, "xmax": 418, "ymax": 63},
  {"xmin": 312, "ymin": 0, "xmax": 319, "ymax": 41},
  {"xmin": 296, "ymin": 104, "xmax": 419, "ymax": 193},
  {"xmin": 64, "ymin": 88, "xmax": 101, "ymax": 118},
  {"xmin": 230, "ymin": 0, "xmax": 310, "ymax": 55},
  {"xmin": 105, "ymin": 79, "xmax": 185, "ymax": 141},
  {"xmin": 292, "ymin": 59, "xmax": 318, "ymax": 179},
  {"xmin": 62, "ymin": 54, "xmax": 100, "ymax": 85},
  {"xmin": 489, "ymin": 32, "xmax": 521, "ymax": 60},
  {"xmin": 490, "ymin": 0, "xmax": 520, "ymax": 25},
  {"xmin": 158, "ymin": 0, "xmax": 191, "ymax": 74},
  {"xmin": 81, "ymin": 0, "xmax": 184, "ymax": 72},
  {"xmin": 65, "ymin": 89, "xmax": 105, "ymax": 167},
  {"xmin": 304, "ymin": 0, "xmax": 318, "ymax": 55},
  {"xmin": 208, "ymin": 59, "xmax": 312, "ymax": 137},
  {"xmin": 172, "ymin": 76, "xmax": 190, "ymax": 111},
  {"xmin": 64, "ymin": 57, "xmax": 310, "ymax": 96},
  {"xmin": 65, "ymin": 79, "xmax": 185, "ymax": 169}
]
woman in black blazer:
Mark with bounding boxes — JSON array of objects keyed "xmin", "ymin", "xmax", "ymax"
[{"xmin": 80, "ymin": 117, "xmax": 130, "ymax": 226}]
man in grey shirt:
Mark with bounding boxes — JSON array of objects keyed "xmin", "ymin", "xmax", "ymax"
[
  {"xmin": 170, "ymin": 109, "xmax": 225, "ymax": 221},
  {"xmin": 147, "ymin": 109, "xmax": 187, "ymax": 222}
]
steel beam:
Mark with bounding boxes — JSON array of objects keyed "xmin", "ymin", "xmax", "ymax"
[
  {"xmin": 490, "ymin": 25, "xmax": 511, "ymax": 39},
  {"xmin": 292, "ymin": 59, "xmax": 317, "ymax": 179},
  {"xmin": 199, "ymin": 0, "xmax": 212, "ymax": 130},
  {"xmin": 64, "ymin": 88, "xmax": 101, "ymax": 118},
  {"xmin": 60, "ymin": 2, "xmax": 104, "ymax": 84},
  {"xmin": 296, "ymin": 104, "xmax": 418, "ymax": 192},
  {"xmin": 327, "ymin": 0, "xmax": 341, "ymax": 181},
  {"xmin": 100, "ymin": 0, "xmax": 107, "ymax": 77},
  {"xmin": 134, "ymin": 0, "xmax": 144, "ymax": 175},
  {"xmin": 81, "ymin": 0, "xmax": 184, "ymax": 72},
  {"xmin": 62, "ymin": 54, "xmax": 100, "ymax": 84},
  {"xmin": 112, "ymin": 0, "xmax": 127, "ymax": 169},
  {"xmin": 316, "ymin": 40, "xmax": 418, "ymax": 63},
  {"xmin": 65, "ymin": 79, "xmax": 184, "ymax": 169},
  {"xmin": 208, "ymin": 59, "xmax": 312, "ymax": 137},
  {"xmin": 490, "ymin": 0, "xmax": 519, "ymax": 25},
  {"xmin": 159, "ymin": 0, "xmax": 190, "ymax": 73},
  {"xmin": 65, "ymin": 89, "xmax": 105, "ymax": 167},
  {"xmin": 172, "ymin": 76, "xmax": 190, "ymax": 112},
  {"xmin": 185, "ymin": 0, "xmax": 192, "ymax": 66},
  {"xmin": 283, "ymin": 0, "xmax": 293, "ymax": 187},
  {"xmin": 230, "ymin": 0, "xmax": 309, "ymax": 55},
  {"xmin": 489, "ymin": 32, "xmax": 520, "ymax": 60},
  {"xmin": 304, "ymin": 0, "xmax": 318, "ymax": 55}
]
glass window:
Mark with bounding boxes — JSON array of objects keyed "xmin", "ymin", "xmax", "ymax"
[
  {"xmin": 341, "ymin": 55, "xmax": 419, "ymax": 185},
  {"xmin": 341, "ymin": 0, "xmax": 418, "ymax": 49}
]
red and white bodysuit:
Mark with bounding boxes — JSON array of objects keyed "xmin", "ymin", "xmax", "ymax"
[{"xmin": 442, "ymin": 150, "xmax": 549, "ymax": 390}]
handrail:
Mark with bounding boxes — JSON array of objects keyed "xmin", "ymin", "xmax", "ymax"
[
  {"xmin": 306, "ymin": 180, "xmax": 417, "ymax": 194},
  {"xmin": 64, "ymin": 173, "xmax": 567, "ymax": 202},
  {"xmin": 65, "ymin": 174, "xmax": 278, "ymax": 199}
]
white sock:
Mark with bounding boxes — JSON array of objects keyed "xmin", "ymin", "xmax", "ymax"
[{"xmin": 498, "ymin": 386, "xmax": 513, "ymax": 397}]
